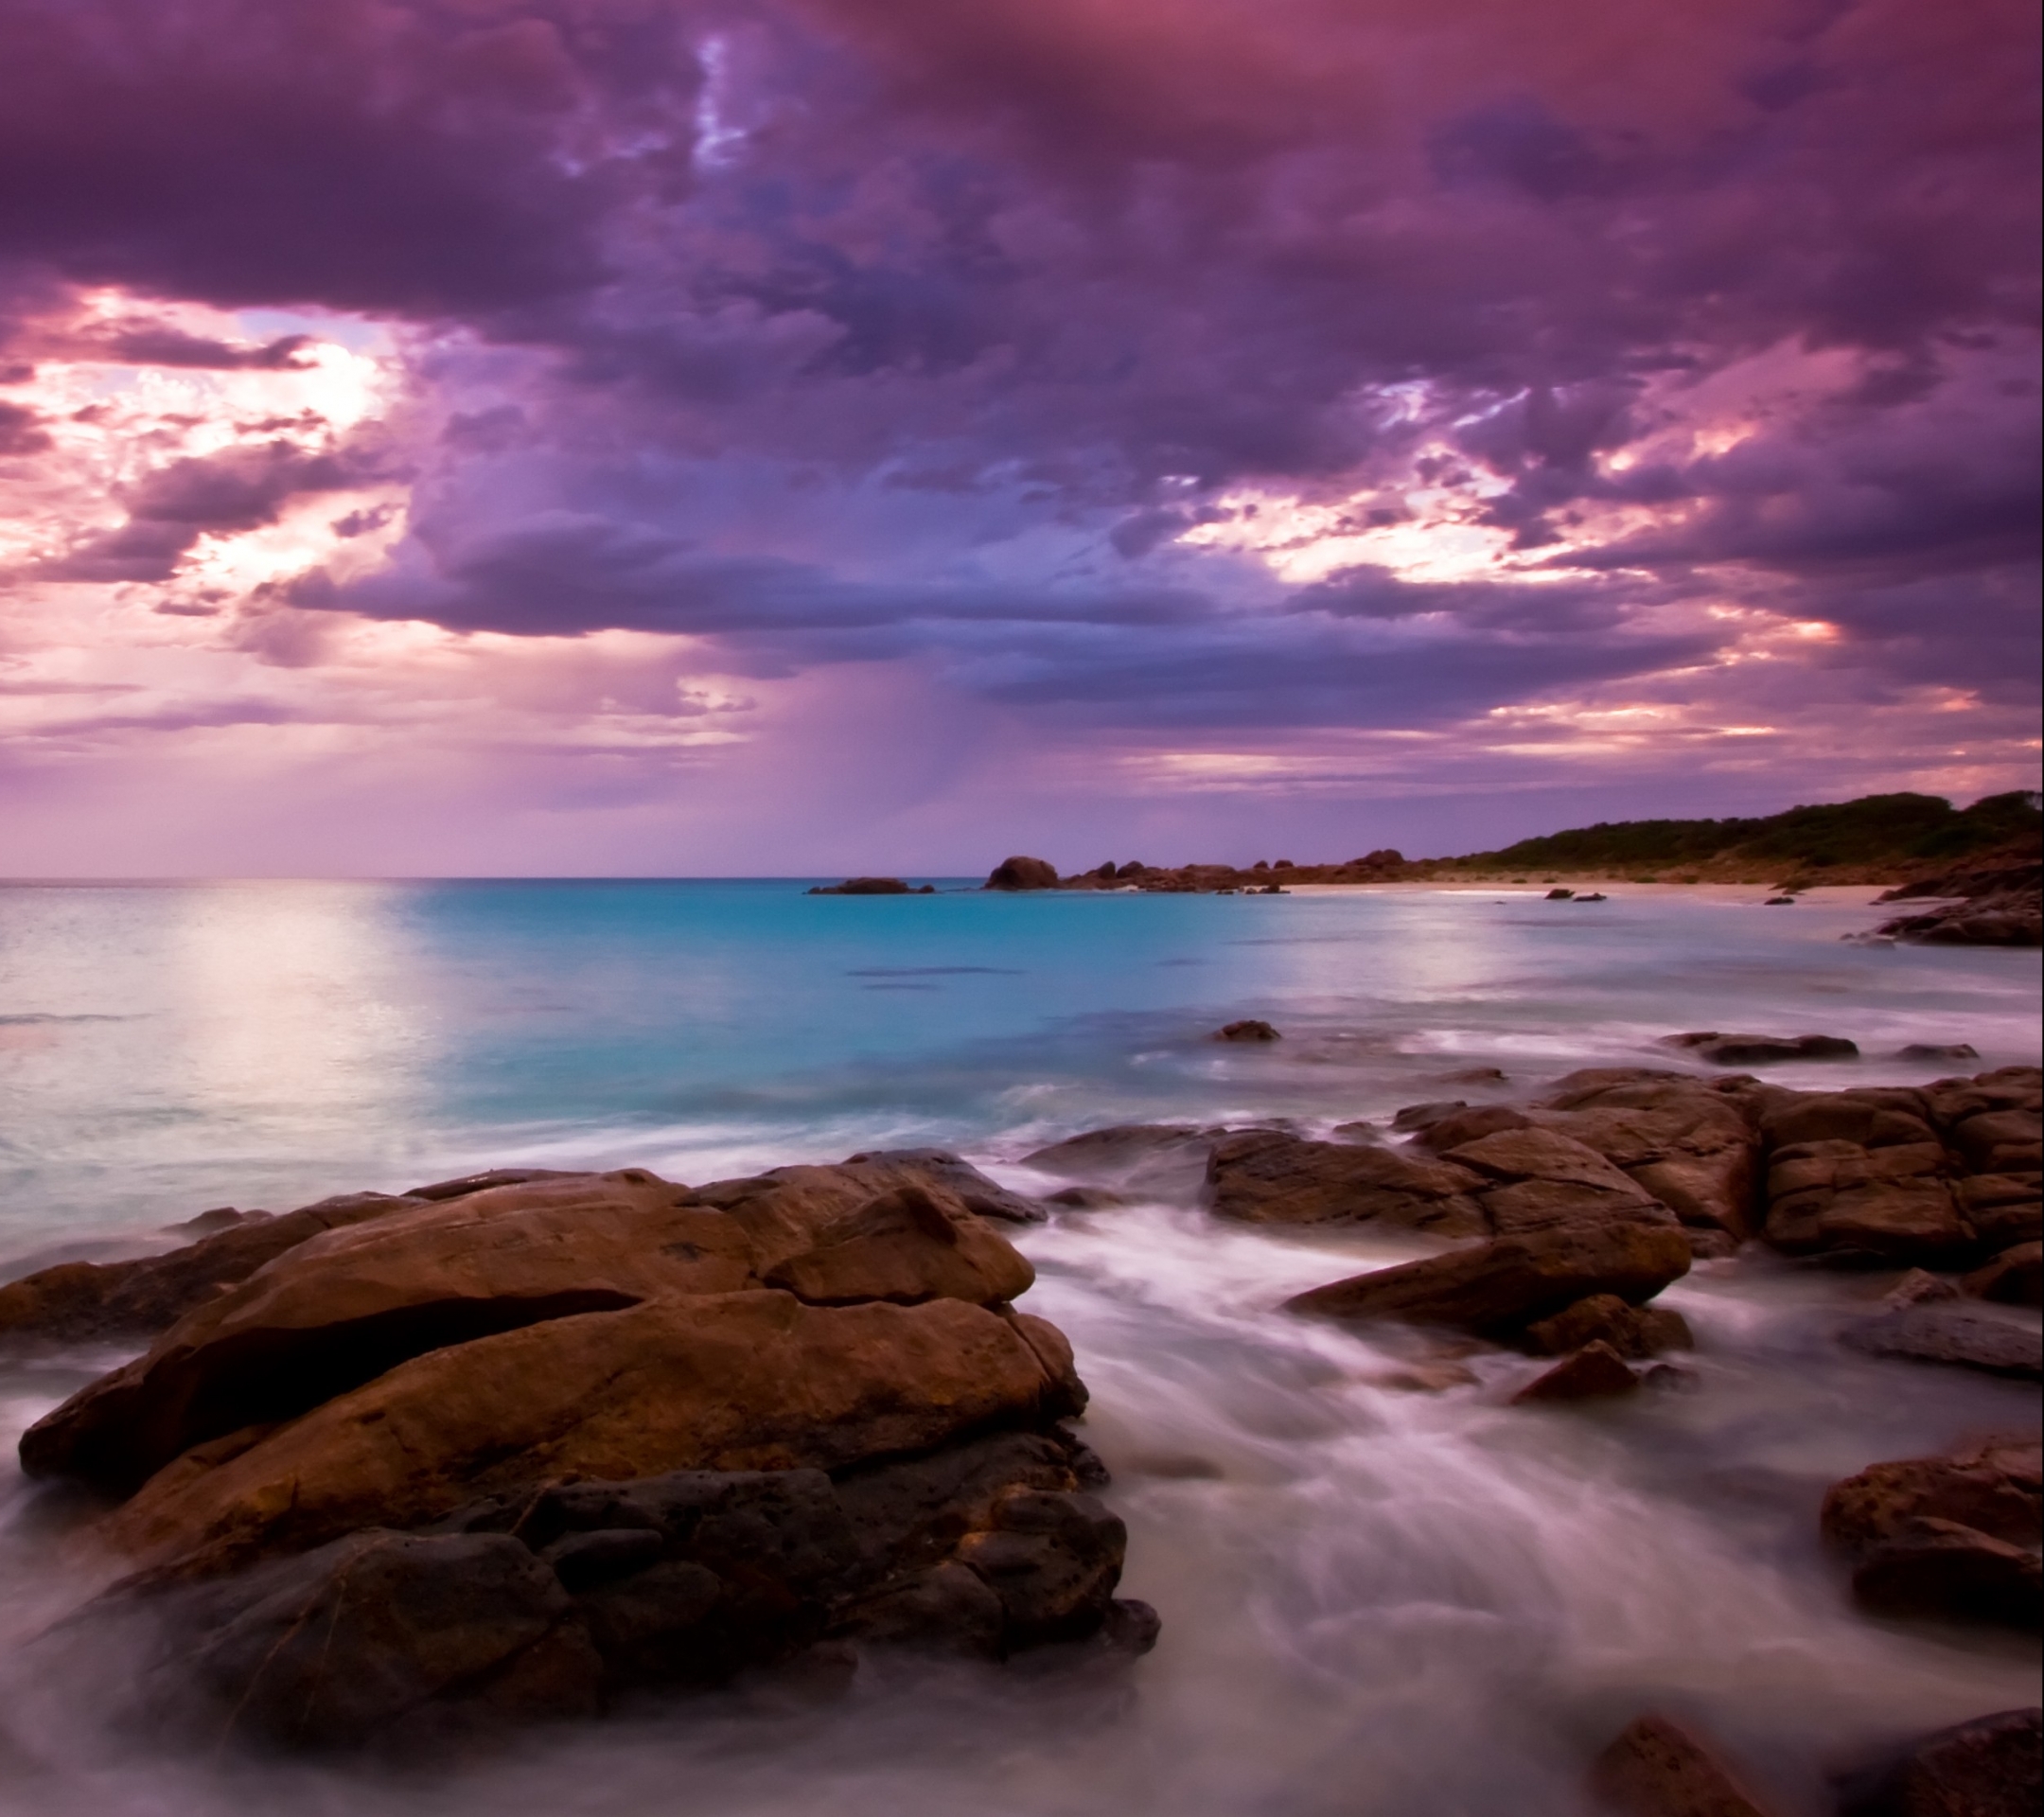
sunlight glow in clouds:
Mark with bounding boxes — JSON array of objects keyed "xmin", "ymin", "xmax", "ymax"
[{"xmin": 0, "ymin": 0, "xmax": 2035, "ymax": 873}]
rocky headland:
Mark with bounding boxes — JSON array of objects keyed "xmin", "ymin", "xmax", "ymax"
[{"xmin": 961, "ymin": 788, "xmax": 2044, "ymax": 944}]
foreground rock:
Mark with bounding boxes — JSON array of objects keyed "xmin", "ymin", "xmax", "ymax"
[
  {"xmin": 1820, "ymin": 1435, "xmax": 2041, "ymax": 1629},
  {"xmin": 1837, "ymin": 1707, "xmax": 2042, "ymax": 1817},
  {"xmin": 1591, "ymin": 1712, "xmax": 1779, "ymax": 1817},
  {"xmin": 50, "ymin": 1428, "xmax": 1151, "ymax": 1754},
  {"xmin": 15, "ymin": 1150, "xmax": 1142, "ymax": 1751}
]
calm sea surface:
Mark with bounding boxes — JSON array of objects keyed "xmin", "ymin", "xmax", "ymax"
[{"xmin": 1, "ymin": 882, "xmax": 2037, "ymax": 1815}]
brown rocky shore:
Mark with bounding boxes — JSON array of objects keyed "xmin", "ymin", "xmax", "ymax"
[
  {"xmin": 4, "ymin": 1057, "xmax": 2037, "ymax": 1802},
  {"xmin": 4, "ymin": 1151, "xmax": 1152, "ymax": 1755}
]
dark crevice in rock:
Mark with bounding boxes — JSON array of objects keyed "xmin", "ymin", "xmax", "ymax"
[{"xmin": 23, "ymin": 1290, "xmax": 644, "ymax": 1495}]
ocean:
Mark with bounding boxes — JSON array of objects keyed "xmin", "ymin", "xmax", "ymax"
[{"xmin": 1, "ymin": 880, "xmax": 2037, "ymax": 1814}]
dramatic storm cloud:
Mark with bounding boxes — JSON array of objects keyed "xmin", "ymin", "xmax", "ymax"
[{"xmin": 0, "ymin": 0, "xmax": 2035, "ymax": 873}]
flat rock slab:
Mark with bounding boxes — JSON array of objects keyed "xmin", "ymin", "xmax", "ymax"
[
  {"xmin": 1842, "ymin": 1304, "xmax": 2043, "ymax": 1380},
  {"xmin": 1284, "ymin": 1218, "xmax": 1691, "ymax": 1337}
]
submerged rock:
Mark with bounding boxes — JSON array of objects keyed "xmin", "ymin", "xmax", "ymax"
[
  {"xmin": 1662, "ymin": 1032, "xmax": 1859, "ymax": 1067},
  {"xmin": 1591, "ymin": 1711, "xmax": 1780, "ymax": 1817},
  {"xmin": 1836, "ymin": 1706, "xmax": 2042, "ymax": 1817},
  {"xmin": 1213, "ymin": 1018, "xmax": 1280, "ymax": 1042},
  {"xmin": 1509, "ymin": 1340, "xmax": 1639, "ymax": 1403},
  {"xmin": 1841, "ymin": 1303, "xmax": 2043, "ymax": 1380}
]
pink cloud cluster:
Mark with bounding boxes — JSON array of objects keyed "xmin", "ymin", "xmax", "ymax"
[{"xmin": 0, "ymin": 0, "xmax": 2035, "ymax": 873}]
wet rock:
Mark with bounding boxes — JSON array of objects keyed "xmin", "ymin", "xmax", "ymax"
[
  {"xmin": 1836, "ymin": 1706, "xmax": 2042, "ymax": 1817},
  {"xmin": 404, "ymin": 1168, "xmax": 583, "ymax": 1202},
  {"xmin": 1663, "ymin": 1032, "xmax": 1859, "ymax": 1067},
  {"xmin": 985, "ymin": 856, "xmax": 1060, "ymax": 891},
  {"xmin": 67, "ymin": 1423, "xmax": 1144, "ymax": 1750},
  {"xmin": 0, "ymin": 1191, "xmax": 415, "ymax": 1345},
  {"xmin": 115, "ymin": 1530, "xmax": 604, "ymax": 1752},
  {"xmin": 1021, "ymin": 1125, "xmax": 1223, "ymax": 1184},
  {"xmin": 1391, "ymin": 1100, "xmax": 1471, "ymax": 1133},
  {"xmin": 1964, "ymin": 1242, "xmax": 2044, "ymax": 1306},
  {"xmin": 1847, "ymin": 1520, "xmax": 2042, "ymax": 1627},
  {"xmin": 91, "ymin": 1291, "xmax": 1084, "ymax": 1579},
  {"xmin": 1545, "ymin": 887, "xmax": 1574, "ymax": 899},
  {"xmin": 1877, "ymin": 876, "xmax": 2043, "ymax": 946},
  {"xmin": 1412, "ymin": 1104, "xmax": 1531, "ymax": 1149},
  {"xmin": 1882, "ymin": 1269, "xmax": 1961, "ymax": 1308},
  {"xmin": 1510, "ymin": 1341, "xmax": 1639, "ymax": 1403},
  {"xmin": 1822, "ymin": 1435, "xmax": 2041, "ymax": 1551},
  {"xmin": 1044, "ymin": 1186, "xmax": 1127, "ymax": 1210},
  {"xmin": 1896, "ymin": 1043, "xmax": 1980, "ymax": 1063},
  {"xmin": 1213, "ymin": 1018, "xmax": 1280, "ymax": 1042},
  {"xmin": 1841, "ymin": 1303, "xmax": 2043, "ymax": 1380},
  {"xmin": 1205, "ymin": 1130, "xmax": 1489, "ymax": 1235},
  {"xmin": 1284, "ymin": 1217, "xmax": 1692, "ymax": 1338},
  {"xmin": 836, "ymin": 1148, "xmax": 1049, "ymax": 1226},
  {"xmin": 1822, "ymin": 1435, "xmax": 2040, "ymax": 1631},
  {"xmin": 1591, "ymin": 1711, "xmax": 1780, "ymax": 1817},
  {"xmin": 953, "ymin": 1489, "xmax": 1127, "ymax": 1646},
  {"xmin": 1524, "ymin": 1293, "xmax": 1693, "ymax": 1359}
]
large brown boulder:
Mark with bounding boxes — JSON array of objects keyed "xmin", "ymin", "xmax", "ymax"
[
  {"xmin": 0, "ymin": 1191, "xmax": 414, "ymax": 1344},
  {"xmin": 93, "ymin": 1289, "xmax": 1084, "ymax": 1579},
  {"xmin": 1821, "ymin": 1435, "xmax": 2042, "ymax": 1629},
  {"xmin": 1283, "ymin": 1217, "xmax": 1692, "ymax": 1337},
  {"xmin": 24, "ymin": 1171, "xmax": 1036, "ymax": 1496},
  {"xmin": 1205, "ymin": 1131, "xmax": 1488, "ymax": 1235}
]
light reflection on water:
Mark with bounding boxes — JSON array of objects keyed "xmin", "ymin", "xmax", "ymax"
[{"xmin": 0, "ymin": 882, "xmax": 2036, "ymax": 1814}]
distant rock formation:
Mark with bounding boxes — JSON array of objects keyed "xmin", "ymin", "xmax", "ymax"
[
  {"xmin": 985, "ymin": 856, "xmax": 1060, "ymax": 891},
  {"xmin": 806, "ymin": 877, "xmax": 935, "ymax": 895}
]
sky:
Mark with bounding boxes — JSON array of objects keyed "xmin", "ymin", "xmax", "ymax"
[{"xmin": 0, "ymin": 0, "xmax": 2036, "ymax": 876}]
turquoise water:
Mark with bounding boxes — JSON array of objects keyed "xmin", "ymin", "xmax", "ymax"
[
  {"xmin": 1, "ymin": 879, "xmax": 2035, "ymax": 1256},
  {"xmin": 0, "ymin": 882, "xmax": 2037, "ymax": 1816}
]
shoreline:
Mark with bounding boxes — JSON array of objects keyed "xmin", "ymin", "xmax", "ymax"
[{"xmin": 1279, "ymin": 879, "xmax": 1917, "ymax": 904}]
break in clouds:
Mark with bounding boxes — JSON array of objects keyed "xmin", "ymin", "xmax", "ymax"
[{"xmin": 0, "ymin": 0, "xmax": 2036, "ymax": 870}]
